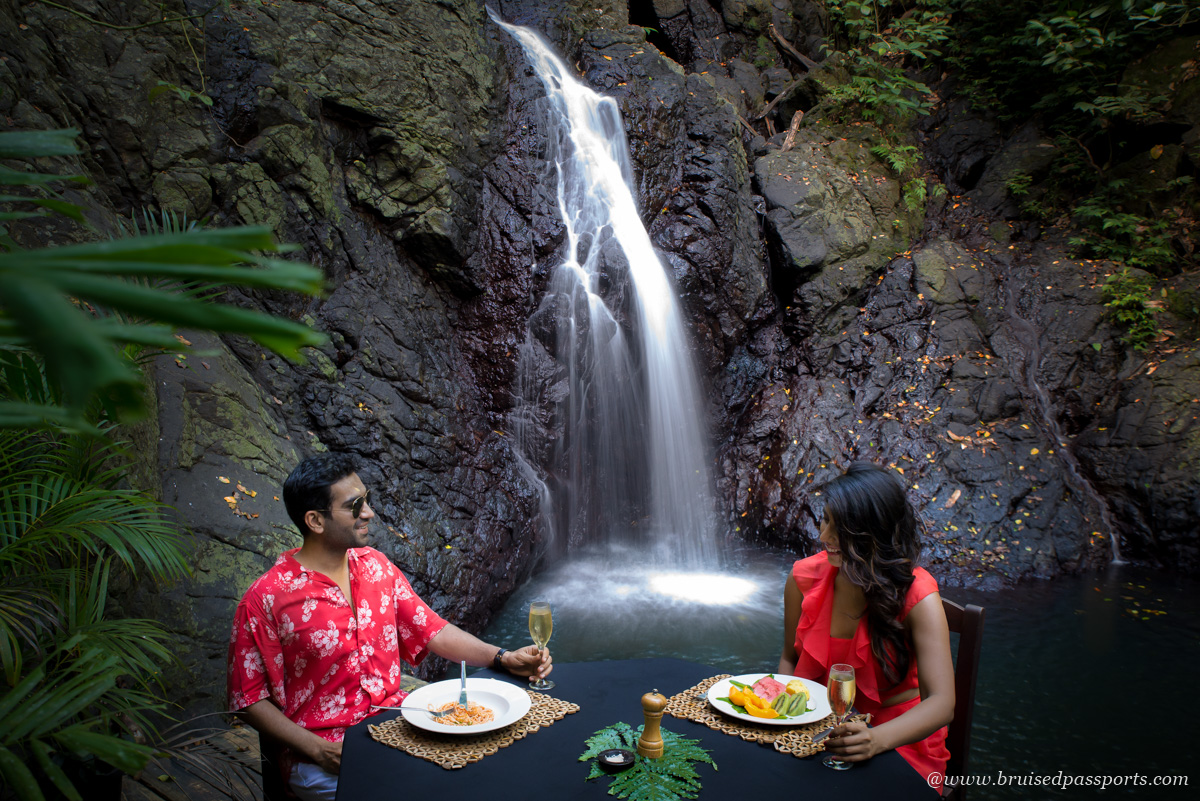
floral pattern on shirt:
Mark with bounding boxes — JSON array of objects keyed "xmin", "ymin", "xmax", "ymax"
[{"xmin": 227, "ymin": 547, "xmax": 447, "ymax": 744}]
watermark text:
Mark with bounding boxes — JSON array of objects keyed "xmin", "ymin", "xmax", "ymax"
[{"xmin": 926, "ymin": 771, "xmax": 1189, "ymax": 791}]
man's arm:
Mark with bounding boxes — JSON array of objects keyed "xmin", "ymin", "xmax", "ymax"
[
  {"xmin": 241, "ymin": 699, "xmax": 344, "ymax": 775},
  {"xmin": 427, "ymin": 623, "xmax": 552, "ymax": 680}
]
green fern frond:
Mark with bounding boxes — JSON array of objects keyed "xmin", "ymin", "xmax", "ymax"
[{"xmin": 581, "ymin": 724, "xmax": 716, "ymax": 800}]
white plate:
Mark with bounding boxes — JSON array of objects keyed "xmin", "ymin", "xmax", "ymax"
[
  {"xmin": 706, "ymin": 673, "xmax": 831, "ymax": 726},
  {"xmin": 401, "ymin": 678, "xmax": 531, "ymax": 734}
]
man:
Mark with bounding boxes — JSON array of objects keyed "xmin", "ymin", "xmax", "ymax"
[{"xmin": 228, "ymin": 453, "xmax": 552, "ymax": 801}]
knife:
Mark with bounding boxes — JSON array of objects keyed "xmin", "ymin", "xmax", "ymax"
[
  {"xmin": 459, "ymin": 660, "xmax": 468, "ymax": 708},
  {"xmin": 815, "ymin": 707, "xmax": 864, "ymax": 744}
]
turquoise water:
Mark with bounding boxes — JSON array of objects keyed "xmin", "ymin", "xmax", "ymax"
[{"xmin": 482, "ymin": 553, "xmax": 1199, "ymax": 798}]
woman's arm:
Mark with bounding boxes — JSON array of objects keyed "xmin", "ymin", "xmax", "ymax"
[
  {"xmin": 777, "ymin": 574, "xmax": 803, "ymax": 675},
  {"xmin": 825, "ymin": 592, "xmax": 956, "ymax": 761}
]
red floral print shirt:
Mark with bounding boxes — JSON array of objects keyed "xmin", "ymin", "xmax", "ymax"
[{"xmin": 227, "ymin": 547, "xmax": 447, "ymax": 744}]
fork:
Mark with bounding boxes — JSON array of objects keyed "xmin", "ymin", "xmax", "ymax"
[
  {"xmin": 369, "ymin": 703, "xmax": 456, "ymax": 718},
  {"xmin": 459, "ymin": 660, "xmax": 469, "ymax": 708}
]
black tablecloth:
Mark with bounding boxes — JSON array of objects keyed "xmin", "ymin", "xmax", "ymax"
[{"xmin": 337, "ymin": 658, "xmax": 937, "ymax": 800}]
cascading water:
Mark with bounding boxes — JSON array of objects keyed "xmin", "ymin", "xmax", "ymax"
[
  {"xmin": 483, "ymin": 12, "xmax": 797, "ymax": 670},
  {"xmin": 493, "ymin": 11, "xmax": 718, "ymax": 569}
]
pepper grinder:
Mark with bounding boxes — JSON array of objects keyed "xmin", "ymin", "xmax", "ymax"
[{"xmin": 636, "ymin": 690, "xmax": 667, "ymax": 759}]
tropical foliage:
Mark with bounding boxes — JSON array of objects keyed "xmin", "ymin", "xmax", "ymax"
[
  {"xmin": 0, "ymin": 129, "xmax": 325, "ymax": 433},
  {"xmin": 0, "ymin": 128, "xmax": 326, "ymax": 799},
  {"xmin": 1101, "ymin": 268, "xmax": 1161, "ymax": 350},
  {"xmin": 950, "ymin": 0, "xmax": 1198, "ymax": 278},
  {"xmin": 951, "ymin": 0, "xmax": 1194, "ymax": 125},
  {"xmin": 821, "ymin": 0, "xmax": 953, "ymax": 123},
  {"xmin": 814, "ymin": 3, "xmax": 953, "ymax": 212},
  {"xmin": 0, "ymin": 430, "xmax": 186, "ymax": 799},
  {"xmin": 580, "ymin": 722, "xmax": 717, "ymax": 801}
]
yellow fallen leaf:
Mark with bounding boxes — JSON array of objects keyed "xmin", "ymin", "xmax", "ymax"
[
  {"xmin": 218, "ymin": 476, "xmax": 231, "ymax": 483},
  {"xmin": 1030, "ymin": 448, "xmax": 1039, "ymax": 455}
]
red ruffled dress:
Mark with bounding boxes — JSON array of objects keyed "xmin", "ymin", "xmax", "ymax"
[{"xmin": 791, "ymin": 552, "xmax": 949, "ymax": 783}]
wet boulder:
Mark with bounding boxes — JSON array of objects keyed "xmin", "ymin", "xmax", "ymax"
[{"xmin": 754, "ymin": 123, "xmax": 920, "ymax": 327}]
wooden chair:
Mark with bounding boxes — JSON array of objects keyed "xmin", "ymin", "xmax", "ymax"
[
  {"xmin": 259, "ymin": 730, "xmax": 289, "ymax": 801},
  {"xmin": 941, "ymin": 597, "xmax": 985, "ymax": 801}
]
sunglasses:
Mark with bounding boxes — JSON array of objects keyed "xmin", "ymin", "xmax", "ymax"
[{"xmin": 318, "ymin": 489, "xmax": 370, "ymax": 519}]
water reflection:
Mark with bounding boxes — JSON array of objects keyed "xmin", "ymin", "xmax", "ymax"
[
  {"xmin": 483, "ymin": 545, "xmax": 789, "ymax": 674},
  {"xmin": 647, "ymin": 573, "xmax": 759, "ymax": 605}
]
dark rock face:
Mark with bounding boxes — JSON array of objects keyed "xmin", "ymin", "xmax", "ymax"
[{"xmin": 3, "ymin": 0, "xmax": 1197, "ymax": 714}]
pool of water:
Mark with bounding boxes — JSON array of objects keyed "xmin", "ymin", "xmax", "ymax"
[
  {"xmin": 482, "ymin": 543, "xmax": 787, "ymax": 674},
  {"xmin": 483, "ymin": 552, "xmax": 1199, "ymax": 798}
]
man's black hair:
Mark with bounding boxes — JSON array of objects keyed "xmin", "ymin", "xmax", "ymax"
[{"xmin": 282, "ymin": 453, "xmax": 359, "ymax": 537}]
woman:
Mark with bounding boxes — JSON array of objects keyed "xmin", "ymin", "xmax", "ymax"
[{"xmin": 778, "ymin": 462, "xmax": 955, "ymax": 783}]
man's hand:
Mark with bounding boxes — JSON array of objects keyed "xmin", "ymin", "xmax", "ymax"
[
  {"xmin": 241, "ymin": 699, "xmax": 345, "ymax": 775},
  {"xmin": 309, "ymin": 738, "xmax": 343, "ymax": 775},
  {"xmin": 502, "ymin": 644, "xmax": 553, "ymax": 680},
  {"xmin": 428, "ymin": 624, "xmax": 554, "ymax": 681}
]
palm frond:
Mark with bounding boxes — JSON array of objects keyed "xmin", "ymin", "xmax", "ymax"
[
  {"xmin": 0, "ymin": 581, "xmax": 60, "ymax": 683},
  {"xmin": 0, "ymin": 479, "xmax": 187, "ymax": 580},
  {"xmin": 58, "ymin": 562, "xmax": 176, "ymax": 683},
  {"xmin": 30, "ymin": 739, "xmax": 82, "ymax": 801},
  {"xmin": 142, "ymin": 719, "xmax": 261, "ymax": 801}
]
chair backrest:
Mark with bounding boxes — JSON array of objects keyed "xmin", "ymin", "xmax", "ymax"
[
  {"xmin": 259, "ymin": 730, "xmax": 289, "ymax": 801},
  {"xmin": 942, "ymin": 597, "xmax": 985, "ymax": 783}
]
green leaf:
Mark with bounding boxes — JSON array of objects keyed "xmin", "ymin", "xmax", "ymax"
[
  {"xmin": 0, "ymin": 275, "xmax": 145, "ymax": 414},
  {"xmin": 0, "ymin": 745, "xmax": 46, "ymax": 801},
  {"xmin": 0, "ymin": 130, "xmax": 81, "ymax": 160},
  {"xmin": 42, "ymin": 272, "xmax": 324, "ymax": 361},
  {"xmin": 16, "ymin": 226, "xmax": 277, "ymax": 263},
  {"xmin": 0, "ymin": 166, "xmax": 86, "ymax": 188},
  {"xmin": 31, "ymin": 740, "xmax": 83, "ymax": 801},
  {"xmin": 714, "ymin": 697, "xmax": 748, "ymax": 714},
  {"xmin": 150, "ymin": 82, "xmax": 213, "ymax": 107},
  {"xmin": 30, "ymin": 258, "xmax": 324, "ymax": 292},
  {"xmin": 582, "ymin": 724, "xmax": 715, "ymax": 800},
  {"xmin": 0, "ymin": 402, "xmax": 99, "ymax": 434},
  {"xmin": 53, "ymin": 726, "xmax": 154, "ymax": 775}
]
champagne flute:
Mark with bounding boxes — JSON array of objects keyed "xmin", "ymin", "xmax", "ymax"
[
  {"xmin": 823, "ymin": 663, "xmax": 856, "ymax": 771},
  {"xmin": 527, "ymin": 600, "xmax": 555, "ymax": 691}
]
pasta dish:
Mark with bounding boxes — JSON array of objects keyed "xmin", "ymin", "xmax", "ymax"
[{"xmin": 432, "ymin": 700, "xmax": 495, "ymax": 726}]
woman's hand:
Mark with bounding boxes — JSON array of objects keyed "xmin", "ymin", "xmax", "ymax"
[
  {"xmin": 503, "ymin": 644, "xmax": 553, "ymax": 680},
  {"xmin": 824, "ymin": 719, "xmax": 886, "ymax": 762}
]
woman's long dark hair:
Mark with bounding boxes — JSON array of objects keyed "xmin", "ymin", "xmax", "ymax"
[{"xmin": 822, "ymin": 462, "xmax": 923, "ymax": 687}]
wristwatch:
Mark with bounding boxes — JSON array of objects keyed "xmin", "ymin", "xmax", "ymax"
[{"xmin": 492, "ymin": 647, "xmax": 509, "ymax": 672}]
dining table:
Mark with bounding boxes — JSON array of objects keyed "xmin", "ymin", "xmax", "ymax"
[{"xmin": 336, "ymin": 657, "xmax": 939, "ymax": 800}]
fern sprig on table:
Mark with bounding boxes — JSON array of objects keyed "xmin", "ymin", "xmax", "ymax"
[{"xmin": 580, "ymin": 722, "xmax": 717, "ymax": 801}]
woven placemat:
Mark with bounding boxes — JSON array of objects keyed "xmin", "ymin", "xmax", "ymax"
[
  {"xmin": 368, "ymin": 690, "xmax": 580, "ymax": 770},
  {"xmin": 665, "ymin": 674, "xmax": 870, "ymax": 759}
]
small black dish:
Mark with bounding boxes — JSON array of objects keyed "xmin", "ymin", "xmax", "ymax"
[{"xmin": 597, "ymin": 748, "xmax": 636, "ymax": 772}]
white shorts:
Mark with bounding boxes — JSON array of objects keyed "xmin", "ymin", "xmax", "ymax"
[{"xmin": 289, "ymin": 762, "xmax": 339, "ymax": 801}]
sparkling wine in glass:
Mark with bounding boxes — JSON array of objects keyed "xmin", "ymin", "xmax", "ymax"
[
  {"xmin": 527, "ymin": 601, "xmax": 555, "ymax": 691},
  {"xmin": 823, "ymin": 663, "xmax": 856, "ymax": 771}
]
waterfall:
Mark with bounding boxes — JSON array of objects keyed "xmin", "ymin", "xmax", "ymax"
[{"xmin": 492, "ymin": 12, "xmax": 719, "ymax": 568}]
